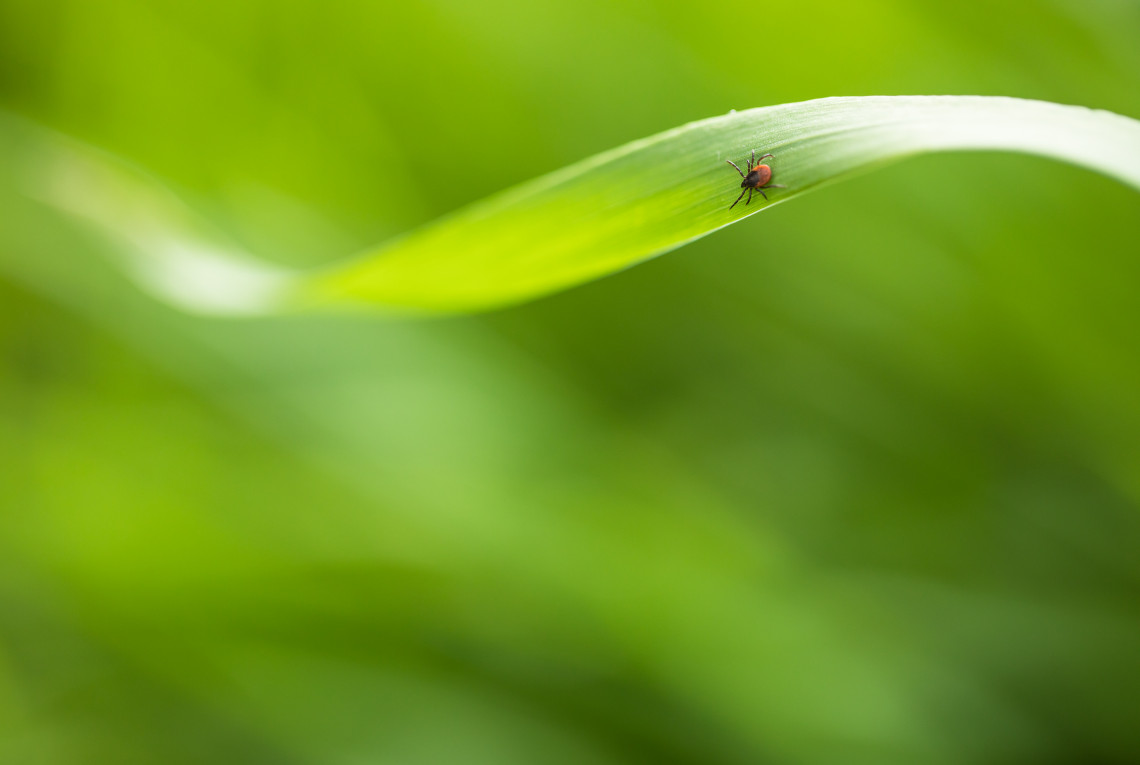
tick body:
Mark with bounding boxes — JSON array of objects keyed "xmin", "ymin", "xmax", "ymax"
[{"xmin": 725, "ymin": 150, "xmax": 786, "ymax": 209}]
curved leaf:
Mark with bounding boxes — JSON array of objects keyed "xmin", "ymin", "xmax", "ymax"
[
  {"xmin": 10, "ymin": 96, "xmax": 1140, "ymax": 315},
  {"xmin": 302, "ymin": 95, "xmax": 1140, "ymax": 313}
]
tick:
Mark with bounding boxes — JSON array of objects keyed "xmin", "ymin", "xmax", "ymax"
[{"xmin": 725, "ymin": 150, "xmax": 786, "ymax": 209}]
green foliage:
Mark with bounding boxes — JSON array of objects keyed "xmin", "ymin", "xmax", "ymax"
[{"xmin": 2, "ymin": 1, "xmax": 1140, "ymax": 764}]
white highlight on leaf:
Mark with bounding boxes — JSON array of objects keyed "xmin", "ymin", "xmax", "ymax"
[{"xmin": 17, "ymin": 130, "xmax": 297, "ymax": 315}]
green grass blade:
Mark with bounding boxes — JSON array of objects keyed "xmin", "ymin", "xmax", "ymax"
[
  {"xmin": 302, "ymin": 96, "xmax": 1140, "ymax": 313},
  {"xmin": 10, "ymin": 96, "xmax": 1140, "ymax": 315}
]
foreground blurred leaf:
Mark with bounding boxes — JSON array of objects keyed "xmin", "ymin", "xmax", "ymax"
[{"xmin": 7, "ymin": 96, "xmax": 1140, "ymax": 314}]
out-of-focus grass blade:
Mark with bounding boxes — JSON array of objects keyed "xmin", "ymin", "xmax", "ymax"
[{"xmin": 9, "ymin": 97, "xmax": 1140, "ymax": 315}]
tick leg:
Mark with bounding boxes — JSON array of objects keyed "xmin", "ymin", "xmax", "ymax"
[
  {"xmin": 762, "ymin": 184, "xmax": 787, "ymax": 190},
  {"xmin": 725, "ymin": 159, "xmax": 744, "ymax": 177},
  {"xmin": 757, "ymin": 188, "xmax": 768, "ymax": 200},
  {"xmin": 729, "ymin": 188, "xmax": 747, "ymax": 209},
  {"xmin": 758, "ymin": 153, "xmax": 774, "ymax": 162},
  {"xmin": 747, "ymin": 187, "xmax": 753, "ymax": 205},
  {"xmin": 751, "ymin": 149, "xmax": 756, "ymax": 169}
]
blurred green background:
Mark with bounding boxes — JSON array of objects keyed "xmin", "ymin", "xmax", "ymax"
[{"xmin": 2, "ymin": 1, "xmax": 1140, "ymax": 763}]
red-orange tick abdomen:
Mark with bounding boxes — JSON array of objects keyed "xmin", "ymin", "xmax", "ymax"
[{"xmin": 748, "ymin": 164, "xmax": 772, "ymax": 187}]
